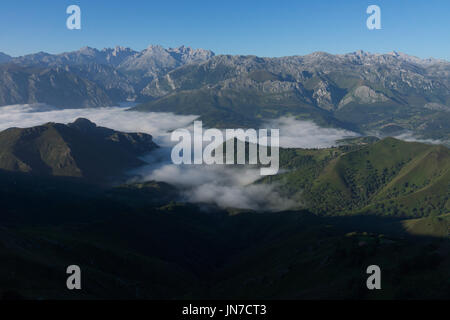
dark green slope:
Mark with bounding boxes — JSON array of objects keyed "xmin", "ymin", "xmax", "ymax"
[
  {"xmin": 0, "ymin": 149, "xmax": 448, "ymax": 300},
  {"xmin": 206, "ymin": 220, "xmax": 450, "ymax": 300},
  {"xmin": 1, "ymin": 181, "xmax": 449, "ymax": 300},
  {"xmin": 0, "ymin": 118, "xmax": 158, "ymax": 182}
]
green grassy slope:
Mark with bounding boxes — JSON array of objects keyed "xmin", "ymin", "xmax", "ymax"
[{"xmin": 262, "ymin": 138, "xmax": 450, "ymax": 217}]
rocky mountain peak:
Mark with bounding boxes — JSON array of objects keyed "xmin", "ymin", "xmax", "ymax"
[
  {"xmin": 78, "ymin": 46, "xmax": 99, "ymax": 56},
  {"xmin": 68, "ymin": 118, "xmax": 98, "ymax": 131},
  {"xmin": 0, "ymin": 52, "xmax": 12, "ymax": 63},
  {"xmin": 144, "ymin": 44, "xmax": 166, "ymax": 53}
]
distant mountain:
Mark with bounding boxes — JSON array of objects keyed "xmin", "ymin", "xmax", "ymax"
[
  {"xmin": 134, "ymin": 51, "xmax": 450, "ymax": 141},
  {"xmin": 61, "ymin": 63, "xmax": 137, "ymax": 102},
  {"xmin": 0, "ymin": 45, "xmax": 215, "ymax": 106},
  {"xmin": 0, "ymin": 52, "xmax": 12, "ymax": 63},
  {"xmin": 0, "ymin": 118, "xmax": 158, "ymax": 182},
  {"xmin": 11, "ymin": 45, "xmax": 214, "ymax": 72},
  {"xmin": 11, "ymin": 46, "xmax": 139, "ymax": 68},
  {"xmin": 0, "ymin": 64, "xmax": 113, "ymax": 108},
  {"xmin": 2, "ymin": 47, "xmax": 450, "ymax": 142},
  {"xmin": 117, "ymin": 45, "xmax": 215, "ymax": 78}
]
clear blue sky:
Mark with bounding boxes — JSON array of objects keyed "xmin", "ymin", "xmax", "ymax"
[{"xmin": 1, "ymin": 0, "xmax": 449, "ymax": 60}]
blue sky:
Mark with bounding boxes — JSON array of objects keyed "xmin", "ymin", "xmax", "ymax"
[{"xmin": 1, "ymin": 0, "xmax": 449, "ymax": 60}]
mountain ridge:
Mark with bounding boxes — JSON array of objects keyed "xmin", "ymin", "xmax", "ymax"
[
  {"xmin": 0, "ymin": 45, "xmax": 215, "ymax": 106},
  {"xmin": 0, "ymin": 118, "xmax": 158, "ymax": 182},
  {"xmin": 1, "ymin": 46, "xmax": 449, "ymax": 143},
  {"xmin": 133, "ymin": 50, "xmax": 450, "ymax": 142}
]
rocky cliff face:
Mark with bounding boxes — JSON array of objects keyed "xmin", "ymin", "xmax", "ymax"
[
  {"xmin": 140, "ymin": 51, "xmax": 450, "ymax": 109},
  {"xmin": 134, "ymin": 51, "xmax": 450, "ymax": 141},
  {"xmin": 0, "ymin": 52, "xmax": 12, "ymax": 64},
  {"xmin": 118, "ymin": 45, "xmax": 215, "ymax": 78},
  {"xmin": 0, "ymin": 64, "xmax": 113, "ymax": 108},
  {"xmin": 1, "ymin": 45, "xmax": 215, "ymax": 107}
]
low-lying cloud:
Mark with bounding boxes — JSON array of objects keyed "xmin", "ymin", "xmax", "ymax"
[
  {"xmin": 126, "ymin": 117, "xmax": 360, "ymax": 211},
  {"xmin": 393, "ymin": 132, "xmax": 445, "ymax": 145},
  {"xmin": 0, "ymin": 103, "xmax": 197, "ymax": 145},
  {"xmin": 266, "ymin": 117, "xmax": 359, "ymax": 148},
  {"xmin": 132, "ymin": 161, "xmax": 296, "ymax": 211},
  {"xmin": 0, "ymin": 104, "xmax": 359, "ymax": 148},
  {"xmin": 0, "ymin": 104, "xmax": 363, "ymax": 211}
]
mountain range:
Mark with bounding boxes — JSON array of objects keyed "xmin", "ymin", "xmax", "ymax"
[
  {"xmin": 0, "ymin": 52, "xmax": 12, "ymax": 64},
  {"xmin": 134, "ymin": 51, "xmax": 450, "ymax": 142},
  {"xmin": 0, "ymin": 45, "xmax": 214, "ymax": 107},
  {"xmin": 1, "ymin": 46, "xmax": 449, "ymax": 143}
]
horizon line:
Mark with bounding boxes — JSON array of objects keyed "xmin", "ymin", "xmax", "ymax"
[{"xmin": 1, "ymin": 45, "xmax": 449, "ymax": 63}]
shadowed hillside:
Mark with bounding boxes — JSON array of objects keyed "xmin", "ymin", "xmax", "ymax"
[
  {"xmin": 0, "ymin": 118, "xmax": 158, "ymax": 182},
  {"xmin": 0, "ymin": 122, "xmax": 448, "ymax": 300}
]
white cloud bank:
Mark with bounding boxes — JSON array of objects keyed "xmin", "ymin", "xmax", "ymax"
[
  {"xmin": 393, "ymin": 132, "xmax": 444, "ymax": 145},
  {"xmin": 266, "ymin": 117, "xmax": 359, "ymax": 148},
  {"xmin": 132, "ymin": 162, "xmax": 296, "ymax": 211},
  {"xmin": 0, "ymin": 104, "xmax": 362, "ymax": 211},
  {"xmin": 0, "ymin": 104, "xmax": 359, "ymax": 148},
  {"xmin": 0, "ymin": 104, "xmax": 197, "ymax": 145}
]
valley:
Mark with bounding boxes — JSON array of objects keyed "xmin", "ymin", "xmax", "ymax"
[{"xmin": 0, "ymin": 120, "xmax": 447, "ymax": 300}]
